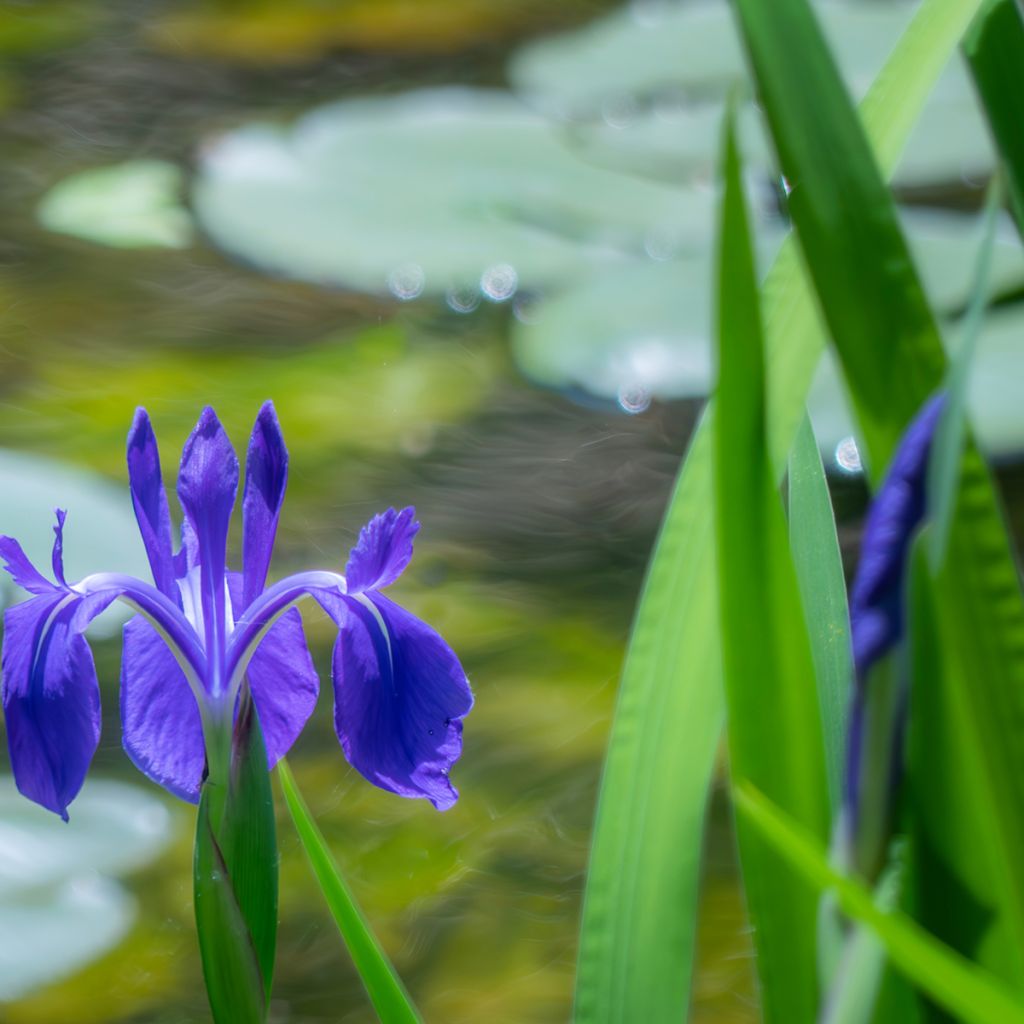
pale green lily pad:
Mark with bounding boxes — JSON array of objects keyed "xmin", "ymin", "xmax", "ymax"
[
  {"xmin": 0, "ymin": 876, "xmax": 134, "ymax": 1003},
  {"xmin": 0, "ymin": 778, "xmax": 173, "ymax": 1002},
  {"xmin": 509, "ymin": 2, "xmax": 992, "ymax": 187},
  {"xmin": 511, "ymin": 211, "xmax": 1024, "ymax": 407},
  {"xmin": 809, "ymin": 304, "xmax": 1024, "ymax": 468},
  {"xmin": 0, "ymin": 778, "xmax": 173, "ymax": 897},
  {"xmin": 0, "ymin": 449, "xmax": 151, "ymax": 630},
  {"xmin": 508, "ymin": 1, "xmax": 917, "ymax": 113},
  {"xmin": 37, "ymin": 160, "xmax": 193, "ymax": 249},
  {"xmin": 192, "ymin": 88, "xmax": 724, "ymax": 298}
]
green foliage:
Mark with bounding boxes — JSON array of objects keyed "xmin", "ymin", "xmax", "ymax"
[
  {"xmin": 713, "ymin": 111, "xmax": 828, "ymax": 1021},
  {"xmin": 965, "ymin": 0, "xmax": 1024, "ymax": 236},
  {"xmin": 277, "ymin": 760, "xmax": 422, "ymax": 1024},
  {"xmin": 574, "ymin": 1, "xmax": 986, "ymax": 1020},
  {"xmin": 733, "ymin": 0, "xmax": 1024, "ymax": 993},
  {"xmin": 193, "ymin": 688, "xmax": 278, "ymax": 1023},
  {"xmin": 734, "ymin": 782, "xmax": 1024, "ymax": 1024}
]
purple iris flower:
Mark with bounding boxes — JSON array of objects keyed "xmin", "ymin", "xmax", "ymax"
[
  {"xmin": 844, "ymin": 392, "xmax": 945, "ymax": 863},
  {"xmin": 0, "ymin": 403, "xmax": 473, "ymax": 821}
]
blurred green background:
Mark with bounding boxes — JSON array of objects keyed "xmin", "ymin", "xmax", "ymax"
[{"xmin": 0, "ymin": 0, "xmax": 1019, "ymax": 1020}]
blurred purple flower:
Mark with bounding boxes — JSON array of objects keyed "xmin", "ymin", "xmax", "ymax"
[
  {"xmin": 844, "ymin": 392, "xmax": 945, "ymax": 858},
  {"xmin": 0, "ymin": 403, "xmax": 472, "ymax": 819}
]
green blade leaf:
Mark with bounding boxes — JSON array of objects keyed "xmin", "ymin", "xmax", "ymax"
[
  {"xmin": 788, "ymin": 413, "xmax": 851, "ymax": 813},
  {"xmin": 928, "ymin": 178, "xmax": 1002, "ymax": 567},
  {"xmin": 734, "ymin": 781, "xmax": 1024, "ymax": 1024},
  {"xmin": 964, "ymin": 0, "xmax": 1024, "ymax": 237},
  {"xmin": 193, "ymin": 687, "xmax": 277, "ymax": 1023},
  {"xmin": 731, "ymin": 0, "xmax": 1024, "ymax": 986},
  {"xmin": 714, "ymin": 109, "xmax": 829, "ymax": 1022},
  {"xmin": 573, "ymin": 2, "xmax": 986, "ymax": 1020},
  {"xmin": 277, "ymin": 759, "xmax": 422, "ymax": 1024}
]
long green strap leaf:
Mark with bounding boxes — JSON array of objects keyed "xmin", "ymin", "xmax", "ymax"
[
  {"xmin": 194, "ymin": 688, "xmax": 277, "ymax": 1023},
  {"xmin": 928, "ymin": 177, "xmax": 1002, "ymax": 566},
  {"xmin": 788, "ymin": 413, "xmax": 851, "ymax": 813},
  {"xmin": 964, "ymin": 0, "xmax": 1024, "ymax": 237},
  {"xmin": 573, "ymin": 2, "xmax": 986, "ymax": 1020},
  {"xmin": 732, "ymin": 0, "xmax": 1024, "ymax": 986},
  {"xmin": 714, "ymin": 110, "xmax": 828, "ymax": 1022},
  {"xmin": 277, "ymin": 759, "xmax": 423, "ymax": 1024},
  {"xmin": 734, "ymin": 781, "xmax": 1024, "ymax": 1024}
]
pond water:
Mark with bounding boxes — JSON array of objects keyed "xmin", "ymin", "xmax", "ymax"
[{"xmin": 0, "ymin": 1, "xmax": 1020, "ymax": 1021}]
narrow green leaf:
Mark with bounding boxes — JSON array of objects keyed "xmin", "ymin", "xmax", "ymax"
[
  {"xmin": 714, "ymin": 109, "xmax": 828, "ymax": 1022},
  {"xmin": 194, "ymin": 796, "xmax": 267, "ymax": 1024},
  {"xmin": 731, "ymin": 0, "xmax": 1024, "ymax": 986},
  {"xmin": 573, "ymin": 2, "xmax": 986, "ymax": 1020},
  {"xmin": 734, "ymin": 781, "xmax": 1024, "ymax": 1024},
  {"xmin": 964, "ymin": 0, "xmax": 1024, "ymax": 237},
  {"xmin": 788, "ymin": 413, "xmax": 851, "ymax": 813},
  {"xmin": 928, "ymin": 177, "xmax": 1002, "ymax": 567},
  {"xmin": 193, "ymin": 687, "xmax": 278, "ymax": 1023},
  {"xmin": 277, "ymin": 759, "xmax": 422, "ymax": 1024}
]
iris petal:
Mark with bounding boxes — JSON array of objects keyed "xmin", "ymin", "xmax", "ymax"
[
  {"xmin": 227, "ymin": 573, "xmax": 318, "ymax": 767},
  {"xmin": 345, "ymin": 507, "xmax": 419, "ymax": 594},
  {"xmin": 120, "ymin": 615, "xmax": 206, "ymax": 803},
  {"xmin": 176, "ymin": 408, "xmax": 238, "ymax": 679},
  {"xmin": 126, "ymin": 409, "xmax": 178, "ymax": 600},
  {"xmin": 0, "ymin": 536, "xmax": 57, "ymax": 596},
  {"xmin": 241, "ymin": 401, "xmax": 289, "ymax": 609},
  {"xmin": 331, "ymin": 592, "xmax": 472, "ymax": 810},
  {"xmin": 2, "ymin": 590, "xmax": 116, "ymax": 819},
  {"xmin": 849, "ymin": 392, "xmax": 946, "ymax": 678}
]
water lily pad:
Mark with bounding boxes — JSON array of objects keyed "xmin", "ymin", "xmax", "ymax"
[
  {"xmin": 0, "ymin": 778, "xmax": 173, "ymax": 1002},
  {"xmin": 0, "ymin": 778, "xmax": 173, "ymax": 897},
  {"xmin": 0, "ymin": 876, "xmax": 134, "ymax": 1003},
  {"xmin": 0, "ymin": 449, "xmax": 151, "ymax": 628},
  {"xmin": 511, "ymin": 211, "xmax": 1024, "ymax": 407},
  {"xmin": 509, "ymin": 1, "xmax": 917, "ymax": 114},
  {"xmin": 509, "ymin": 1, "xmax": 992, "ymax": 187},
  {"xmin": 37, "ymin": 160, "xmax": 193, "ymax": 250},
  {"xmin": 192, "ymin": 88, "xmax": 724, "ymax": 299}
]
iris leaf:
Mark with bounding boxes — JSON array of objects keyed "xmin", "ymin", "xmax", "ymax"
[
  {"xmin": 733, "ymin": 781, "xmax": 1024, "ymax": 1024},
  {"xmin": 788, "ymin": 413, "xmax": 850, "ymax": 813},
  {"xmin": 714, "ymin": 108, "xmax": 828, "ymax": 1022},
  {"xmin": 964, "ymin": 0, "xmax": 1024, "ymax": 237},
  {"xmin": 277, "ymin": 759, "xmax": 422, "ymax": 1024},
  {"xmin": 573, "ymin": 0, "xmax": 987, "ymax": 1020},
  {"xmin": 732, "ymin": 0, "xmax": 1024, "ymax": 987},
  {"xmin": 193, "ymin": 688, "xmax": 277, "ymax": 1023},
  {"xmin": 928, "ymin": 177, "xmax": 1002, "ymax": 567}
]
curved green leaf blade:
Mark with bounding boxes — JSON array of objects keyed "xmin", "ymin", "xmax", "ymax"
[
  {"xmin": 788, "ymin": 414, "xmax": 851, "ymax": 813},
  {"xmin": 277, "ymin": 759, "xmax": 422, "ymax": 1024},
  {"xmin": 573, "ymin": 1, "xmax": 986, "ymax": 1020},
  {"xmin": 734, "ymin": 781, "xmax": 1024, "ymax": 1024},
  {"xmin": 714, "ymin": 111, "xmax": 828, "ymax": 1022},
  {"xmin": 965, "ymin": 0, "xmax": 1024, "ymax": 237}
]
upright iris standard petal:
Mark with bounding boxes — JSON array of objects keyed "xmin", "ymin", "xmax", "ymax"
[
  {"xmin": 177, "ymin": 408, "xmax": 238, "ymax": 686},
  {"xmin": 241, "ymin": 401, "xmax": 289, "ymax": 610},
  {"xmin": 331, "ymin": 593, "xmax": 473, "ymax": 810},
  {"xmin": 2, "ymin": 590, "xmax": 116, "ymax": 820},
  {"xmin": 127, "ymin": 408, "xmax": 178, "ymax": 600},
  {"xmin": 849, "ymin": 392, "xmax": 946, "ymax": 679},
  {"xmin": 345, "ymin": 507, "xmax": 419, "ymax": 594},
  {"xmin": 120, "ymin": 616, "xmax": 207, "ymax": 802}
]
